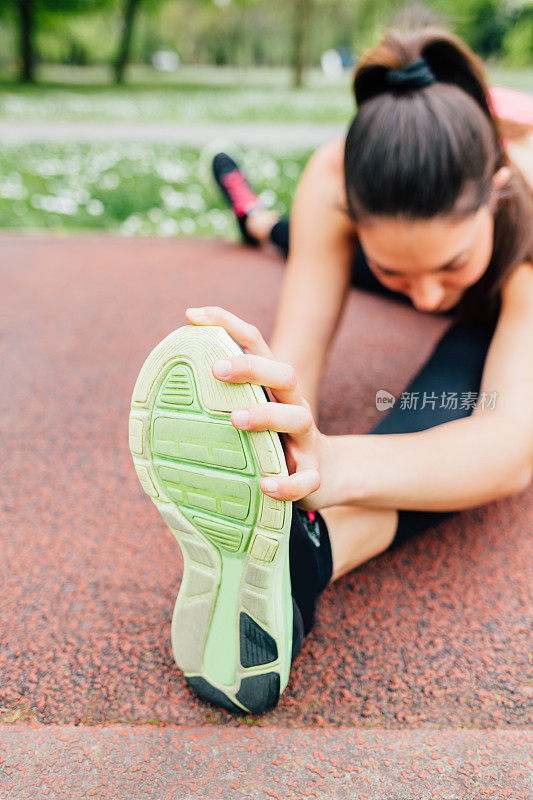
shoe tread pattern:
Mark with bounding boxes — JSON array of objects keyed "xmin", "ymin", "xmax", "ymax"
[{"xmin": 129, "ymin": 325, "xmax": 291, "ymax": 714}]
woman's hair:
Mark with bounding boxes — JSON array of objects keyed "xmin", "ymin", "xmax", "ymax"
[{"xmin": 344, "ymin": 25, "xmax": 533, "ymax": 324}]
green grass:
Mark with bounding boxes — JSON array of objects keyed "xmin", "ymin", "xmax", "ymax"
[
  {"xmin": 0, "ymin": 63, "xmax": 530, "ymax": 125},
  {"xmin": 0, "ymin": 65, "xmax": 354, "ymax": 124},
  {"xmin": 0, "ymin": 141, "xmax": 310, "ymax": 236},
  {"xmin": 0, "ymin": 64, "xmax": 530, "ymax": 235}
]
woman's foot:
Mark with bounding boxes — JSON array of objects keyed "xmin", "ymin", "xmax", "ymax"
[
  {"xmin": 129, "ymin": 323, "xmax": 296, "ymax": 714},
  {"xmin": 212, "ymin": 152, "xmax": 279, "ymax": 246}
]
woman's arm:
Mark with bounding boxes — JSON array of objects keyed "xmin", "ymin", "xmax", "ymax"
[
  {"xmin": 269, "ymin": 138, "xmax": 357, "ymax": 416},
  {"xmin": 319, "ymin": 263, "xmax": 533, "ymax": 512}
]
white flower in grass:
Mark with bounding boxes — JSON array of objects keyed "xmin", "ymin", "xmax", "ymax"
[
  {"xmin": 148, "ymin": 207, "xmax": 164, "ymax": 223},
  {"xmin": 156, "ymin": 160, "xmax": 187, "ymax": 183},
  {"xmin": 284, "ymin": 161, "xmax": 300, "ymax": 179},
  {"xmin": 259, "ymin": 189, "xmax": 277, "ymax": 209},
  {"xmin": 86, "ymin": 199, "xmax": 104, "ymax": 217},
  {"xmin": 30, "ymin": 194, "xmax": 78, "ymax": 215},
  {"xmin": 186, "ymin": 193, "xmax": 205, "ymax": 212},
  {"xmin": 55, "ymin": 196, "xmax": 78, "ymax": 215},
  {"xmin": 260, "ymin": 161, "xmax": 280, "ymax": 180},
  {"xmin": 100, "ymin": 172, "xmax": 120, "ymax": 190},
  {"xmin": 64, "ymin": 188, "xmax": 90, "ymax": 204},
  {"xmin": 180, "ymin": 217, "xmax": 196, "ymax": 235},
  {"xmin": 207, "ymin": 209, "xmax": 228, "ymax": 233},
  {"xmin": 120, "ymin": 214, "xmax": 142, "ymax": 236},
  {"xmin": 0, "ymin": 177, "xmax": 27, "ymax": 200},
  {"xmin": 157, "ymin": 218, "xmax": 179, "ymax": 237},
  {"xmin": 160, "ymin": 186, "xmax": 186, "ymax": 211},
  {"xmin": 33, "ymin": 158, "xmax": 62, "ymax": 178}
]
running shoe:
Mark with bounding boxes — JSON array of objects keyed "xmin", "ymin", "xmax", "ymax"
[
  {"xmin": 129, "ymin": 324, "xmax": 294, "ymax": 713},
  {"xmin": 212, "ymin": 152, "xmax": 262, "ymax": 246},
  {"xmin": 199, "ymin": 138, "xmax": 245, "ymax": 201}
]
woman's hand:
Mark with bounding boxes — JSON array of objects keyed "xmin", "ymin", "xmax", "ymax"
[{"xmin": 185, "ymin": 305, "xmax": 329, "ymax": 509}]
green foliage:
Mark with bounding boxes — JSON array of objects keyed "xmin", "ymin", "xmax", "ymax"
[
  {"xmin": 37, "ymin": 14, "xmax": 118, "ymax": 65},
  {"xmin": 0, "ymin": 141, "xmax": 309, "ymax": 235},
  {"xmin": 461, "ymin": 0, "xmax": 512, "ymax": 57},
  {"xmin": 502, "ymin": 6, "xmax": 533, "ymax": 66},
  {"xmin": 2, "ymin": 0, "xmax": 109, "ymax": 22},
  {"xmin": 2, "ymin": 0, "xmax": 113, "ymax": 82},
  {"xmin": 0, "ymin": 0, "xmax": 531, "ymax": 76}
]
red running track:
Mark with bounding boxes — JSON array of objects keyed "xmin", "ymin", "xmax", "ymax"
[{"xmin": 0, "ymin": 235, "xmax": 531, "ymax": 730}]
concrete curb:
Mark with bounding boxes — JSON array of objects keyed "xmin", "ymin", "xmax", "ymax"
[{"xmin": 1, "ymin": 725, "xmax": 531, "ymax": 799}]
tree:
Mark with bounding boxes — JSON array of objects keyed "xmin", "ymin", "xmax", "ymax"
[
  {"xmin": 113, "ymin": 0, "xmax": 142, "ymax": 83},
  {"xmin": 292, "ymin": 0, "xmax": 312, "ymax": 88},
  {"xmin": 17, "ymin": 1, "xmax": 34, "ymax": 82},
  {"xmin": 113, "ymin": 0, "xmax": 179, "ymax": 83},
  {"xmin": 112, "ymin": 0, "xmax": 255, "ymax": 84},
  {"xmin": 3, "ymin": 0, "xmax": 109, "ymax": 83}
]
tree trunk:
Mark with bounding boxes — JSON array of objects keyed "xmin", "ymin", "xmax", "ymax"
[
  {"xmin": 292, "ymin": 0, "xmax": 311, "ymax": 89},
  {"xmin": 113, "ymin": 0, "xmax": 141, "ymax": 85},
  {"xmin": 18, "ymin": 0, "xmax": 35, "ymax": 84}
]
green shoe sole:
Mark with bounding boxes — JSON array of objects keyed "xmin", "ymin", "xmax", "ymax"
[{"xmin": 129, "ymin": 324, "xmax": 293, "ymax": 714}]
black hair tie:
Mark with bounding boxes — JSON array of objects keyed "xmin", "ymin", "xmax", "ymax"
[{"xmin": 386, "ymin": 57, "xmax": 436, "ymax": 90}]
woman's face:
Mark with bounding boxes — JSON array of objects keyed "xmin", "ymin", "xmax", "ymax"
[{"xmin": 354, "ymin": 169, "xmax": 509, "ymax": 314}]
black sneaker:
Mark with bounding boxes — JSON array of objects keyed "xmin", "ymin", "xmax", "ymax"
[{"xmin": 212, "ymin": 152, "xmax": 262, "ymax": 247}]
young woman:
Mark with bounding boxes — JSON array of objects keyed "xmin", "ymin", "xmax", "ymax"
[{"xmin": 130, "ymin": 25, "xmax": 533, "ymax": 715}]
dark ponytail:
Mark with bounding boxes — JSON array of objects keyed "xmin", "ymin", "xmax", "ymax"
[{"xmin": 344, "ymin": 25, "xmax": 533, "ymax": 324}]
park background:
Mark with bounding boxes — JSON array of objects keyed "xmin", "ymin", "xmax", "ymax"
[{"xmin": 0, "ymin": 0, "xmax": 532, "ymax": 239}]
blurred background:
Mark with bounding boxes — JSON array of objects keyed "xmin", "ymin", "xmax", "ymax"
[{"xmin": 0, "ymin": 0, "xmax": 531, "ymax": 239}]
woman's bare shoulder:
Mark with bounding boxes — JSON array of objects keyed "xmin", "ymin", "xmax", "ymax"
[
  {"xmin": 309, "ymin": 137, "xmax": 346, "ymax": 175},
  {"xmin": 501, "ymin": 261, "xmax": 533, "ymax": 310},
  {"xmin": 303, "ymin": 137, "xmax": 351, "ymax": 217}
]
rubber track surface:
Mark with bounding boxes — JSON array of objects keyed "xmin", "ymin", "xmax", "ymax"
[{"xmin": 0, "ymin": 235, "xmax": 531, "ymax": 727}]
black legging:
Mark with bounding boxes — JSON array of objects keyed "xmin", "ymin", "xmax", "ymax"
[{"xmin": 269, "ymin": 219, "xmax": 499, "ymax": 546}]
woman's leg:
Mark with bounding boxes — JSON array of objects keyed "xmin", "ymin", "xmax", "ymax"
[
  {"xmin": 320, "ymin": 505, "xmax": 399, "ymax": 580},
  {"xmin": 248, "ymin": 212, "xmax": 287, "ymax": 249},
  {"xmin": 320, "ymin": 314, "xmax": 500, "ymax": 581}
]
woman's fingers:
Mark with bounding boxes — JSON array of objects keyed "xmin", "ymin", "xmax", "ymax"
[
  {"xmin": 231, "ymin": 401, "xmax": 313, "ymax": 436},
  {"xmin": 185, "ymin": 306, "xmax": 272, "ymax": 358},
  {"xmin": 184, "ymin": 306, "xmax": 321, "ymax": 505},
  {"xmin": 212, "ymin": 353, "xmax": 303, "ymax": 406},
  {"xmin": 260, "ymin": 468, "xmax": 321, "ymax": 501}
]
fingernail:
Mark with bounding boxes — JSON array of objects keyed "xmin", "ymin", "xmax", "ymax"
[
  {"xmin": 232, "ymin": 409, "xmax": 250, "ymax": 427},
  {"xmin": 187, "ymin": 307, "xmax": 205, "ymax": 317},
  {"xmin": 213, "ymin": 359, "xmax": 231, "ymax": 377},
  {"xmin": 263, "ymin": 479, "xmax": 278, "ymax": 493}
]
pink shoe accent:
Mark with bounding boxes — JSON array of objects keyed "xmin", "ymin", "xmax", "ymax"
[{"xmin": 220, "ymin": 169, "xmax": 261, "ymax": 217}]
